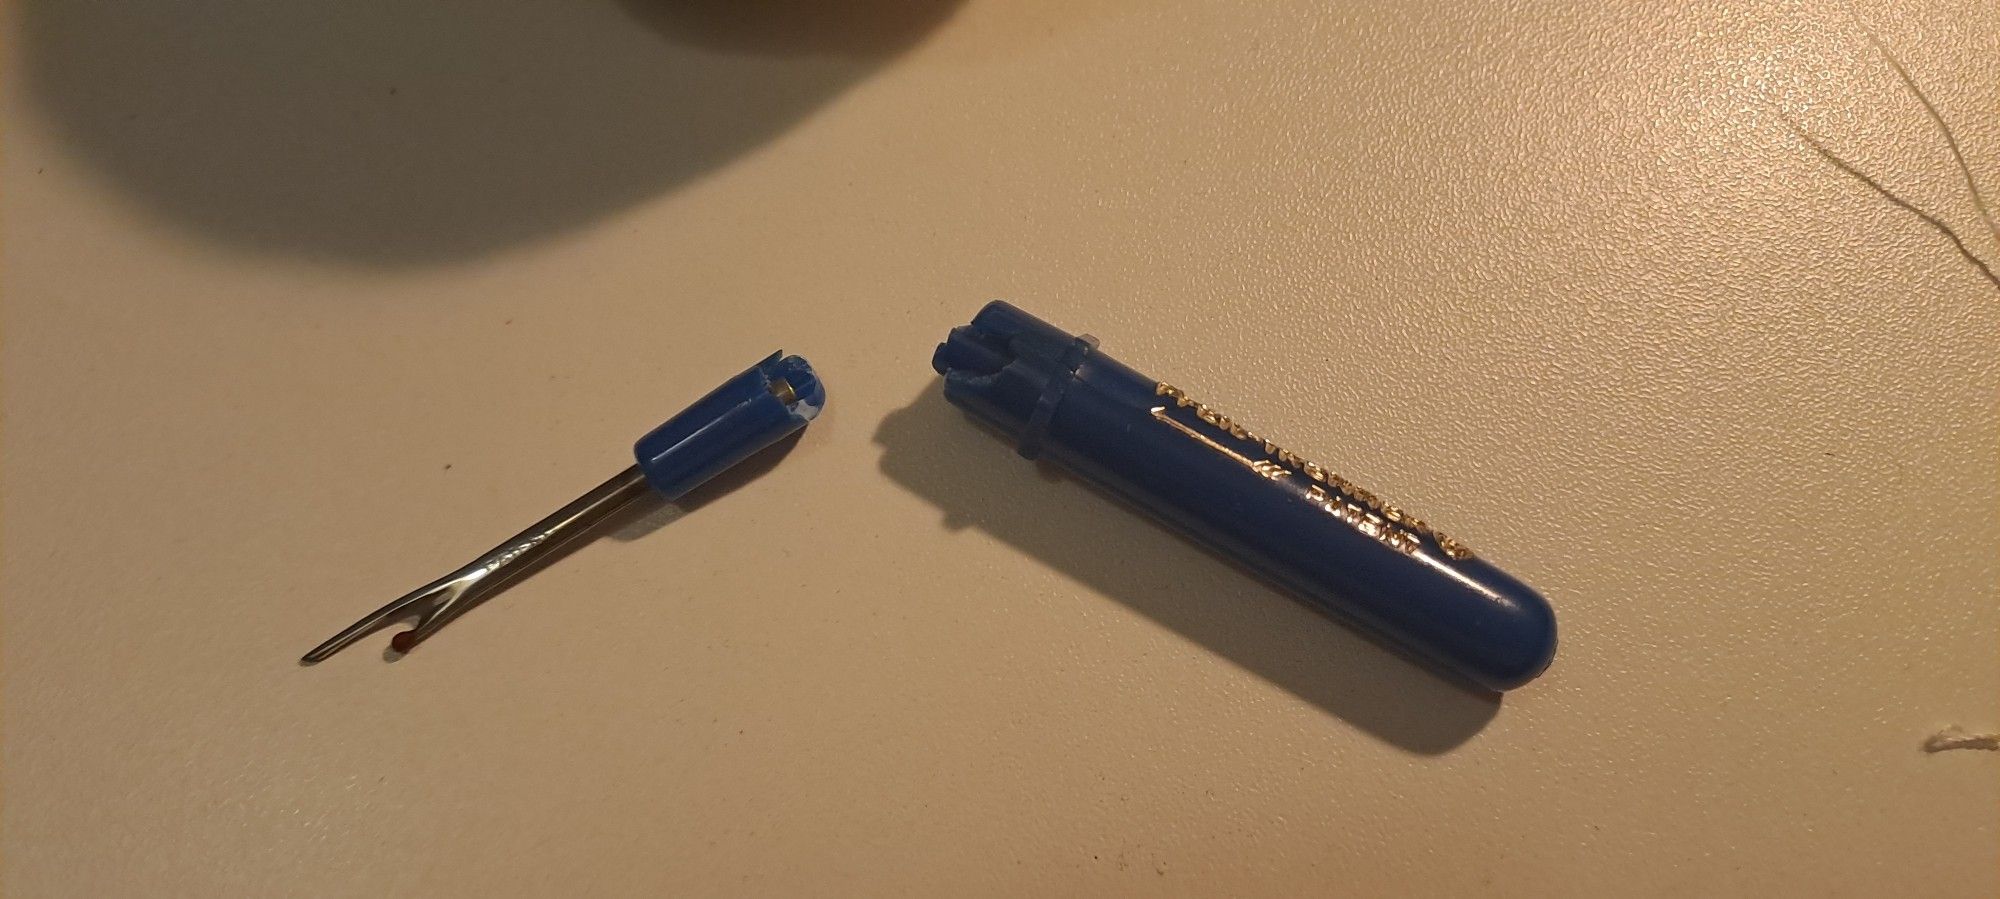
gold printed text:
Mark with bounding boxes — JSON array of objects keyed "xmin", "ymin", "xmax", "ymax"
[{"xmin": 1151, "ymin": 382, "xmax": 1473, "ymax": 559}]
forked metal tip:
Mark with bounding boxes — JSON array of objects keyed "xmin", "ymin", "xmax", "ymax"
[
  {"xmin": 299, "ymin": 578, "xmax": 456, "ymax": 664},
  {"xmin": 300, "ymin": 466, "xmax": 655, "ymax": 664}
]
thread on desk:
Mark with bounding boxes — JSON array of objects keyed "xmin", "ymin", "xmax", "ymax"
[
  {"xmin": 1781, "ymin": 115, "xmax": 2000, "ymax": 292},
  {"xmin": 1921, "ymin": 726, "xmax": 2000, "ymax": 753},
  {"xmin": 1773, "ymin": 7, "xmax": 2000, "ymax": 292},
  {"xmin": 1847, "ymin": 2, "xmax": 2000, "ymax": 251}
]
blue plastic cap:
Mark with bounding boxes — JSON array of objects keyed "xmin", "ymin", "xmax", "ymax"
[{"xmin": 632, "ymin": 352, "xmax": 823, "ymax": 502}]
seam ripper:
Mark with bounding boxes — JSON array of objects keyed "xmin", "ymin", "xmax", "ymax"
[
  {"xmin": 930, "ymin": 302, "xmax": 1556, "ymax": 691},
  {"xmin": 301, "ymin": 352, "xmax": 824, "ymax": 663}
]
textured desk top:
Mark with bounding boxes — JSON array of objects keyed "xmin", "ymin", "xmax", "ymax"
[{"xmin": 5, "ymin": 0, "xmax": 1996, "ymax": 895}]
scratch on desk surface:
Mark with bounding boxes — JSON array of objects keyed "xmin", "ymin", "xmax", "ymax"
[{"xmin": 1922, "ymin": 726, "xmax": 2000, "ymax": 753}]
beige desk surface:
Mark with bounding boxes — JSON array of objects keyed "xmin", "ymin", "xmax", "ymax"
[{"xmin": 5, "ymin": 0, "xmax": 1998, "ymax": 895}]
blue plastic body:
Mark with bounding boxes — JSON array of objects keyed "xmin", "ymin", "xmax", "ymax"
[
  {"xmin": 931, "ymin": 302, "xmax": 1556, "ymax": 691},
  {"xmin": 632, "ymin": 353, "xmax": 824, "ymax": 502}
]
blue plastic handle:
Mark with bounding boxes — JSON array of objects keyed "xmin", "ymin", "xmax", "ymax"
[
  {"xmin": 932, "ymin": 302, "xmax": 1555, "ymax": 691},
  {"xmin": 633, "ymin": 352, "xmax": 824, "ymax": 502}
]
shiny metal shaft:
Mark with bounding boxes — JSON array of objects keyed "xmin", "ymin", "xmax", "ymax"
[{"xmin": 301, "ymin": 465, "xmax": 653, "ymax": 662}]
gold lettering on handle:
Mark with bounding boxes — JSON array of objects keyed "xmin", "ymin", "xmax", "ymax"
[
  {"xmin": 1151, "ymin": 382, "xmax": 1473, "ymax": 559},
  {"xmin": 1151, "ymin": 408, "xmax": 1290, "ymax": 481}
]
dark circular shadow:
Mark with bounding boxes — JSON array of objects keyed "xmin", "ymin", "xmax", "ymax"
[{"xmin": 17, "ymin": 0, "xmax": 961, "ymax": 267}]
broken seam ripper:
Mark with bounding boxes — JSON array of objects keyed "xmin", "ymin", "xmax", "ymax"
[{"xmin": 301, "ymin": 352, "xmax": 824, "ymax": 663}]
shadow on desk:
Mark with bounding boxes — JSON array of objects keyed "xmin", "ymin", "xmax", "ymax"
[
  {"xmin": 875, "ymin": 386, "xmax": 1500, "ymax": 755},
  {"xmin": 16, "ymin": 0, "xmax": 961, "ymax": 267}
]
